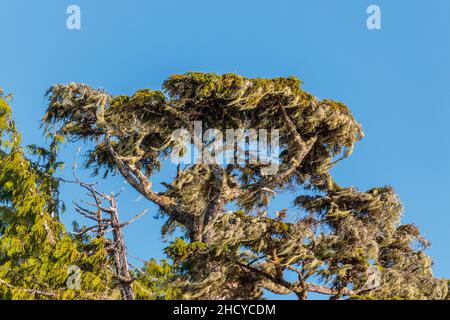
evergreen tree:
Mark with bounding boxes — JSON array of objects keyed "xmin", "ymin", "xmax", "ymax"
[
  {"xmin": 0, "ymin": 89, "xmax": 175, "ymax": 300},
  {"xmin": 0, "ymin": 89, "xmax": 111, "ymax": 299},
  {"xmin": 33, "ymin": 73, "xmax": 449, "ymax": 299}
]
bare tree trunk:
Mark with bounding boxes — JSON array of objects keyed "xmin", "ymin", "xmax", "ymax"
[
  {"xmin": 109, "ymin": 198, "xmax": 134, "ymax": 300},
  {"xmin": 71, "ymin": 162, "xmax": 148, "ymax": 300}
]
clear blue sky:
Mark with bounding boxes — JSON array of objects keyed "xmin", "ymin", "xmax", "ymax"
[{"xmin": 1, "ymin": 0, "xmax": 450, "ymax": 299}]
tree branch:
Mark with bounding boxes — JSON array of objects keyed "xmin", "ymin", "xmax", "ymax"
[{"xmin": 104, "ymin": 133, "xmax": 196, "ymax": 235}]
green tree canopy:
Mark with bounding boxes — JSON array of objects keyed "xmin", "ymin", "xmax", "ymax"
[
  {"xmin": 0, "ymin": 89, "xmax": 109, "ymax": 299},
  {"xmin": 0, "ymin": 89, "xmax": 173, "ymax": 300},
  {"xmin": 4, "ymin": 72, "xmax": 448, "ymax": 300}
]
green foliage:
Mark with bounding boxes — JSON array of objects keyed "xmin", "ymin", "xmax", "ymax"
[
  {"xmin": 134, "ymin": 259, "xmax": 181, "ymax": 300},
  {"xmin": 165, "ymin": 238, "xmax": 208, "ymax": 265},
  {"xmin": 26, "ymin": 72, "xmax": 450, "ymax": 300},
  {"xmin": 0, "ymin": 91, "xmax": 108, "ymax": 299}
]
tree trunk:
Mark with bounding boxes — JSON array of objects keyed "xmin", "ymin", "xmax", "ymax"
[{"xmin": 110, "ymin": 198, "xmax": 134, "ymax": 300}]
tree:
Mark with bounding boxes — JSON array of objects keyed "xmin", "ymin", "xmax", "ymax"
[
  {"xmin": 0, "ymin": 89, "xmax": 108, "ymax": 299},
  {"xmin": 69, "ymin": 160, "xmax": 149, "ymax": 300},
  {"xmin": 65, "ymin": 159, "xmax": 179, "ymax": 300},
  {"xmin": 42, "ymin": 72, "xmax": 448, "ymax": 300},
  {"xmin": 0, "ymin": 89, "xmax": 173, "ymax": 300}
]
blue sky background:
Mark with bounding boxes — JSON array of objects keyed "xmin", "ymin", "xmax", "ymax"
[{"xmin": 1, "ymin": 0, "xmax": 450, "ymax": 299}]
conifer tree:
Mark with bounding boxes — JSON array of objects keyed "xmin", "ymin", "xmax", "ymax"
[
  {"xmin": 0, "ymin": 89, "xmax": 175, "ymax": 300},
  {"xmin": 41, "ymin": 73, "xmax": 448, "ymax": 300},
  {"xmin": 0, "ymin": 89, "xmax": 110, "ymax": 299}
]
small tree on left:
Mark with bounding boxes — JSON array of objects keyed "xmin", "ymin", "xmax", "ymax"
[
  {"xmin": 0, "ymin": 89, "xmax": 109, "ymax": 299},
  {"xmin": 0, "ymin": 89, "xmax": 177, "ymax": 300}
]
